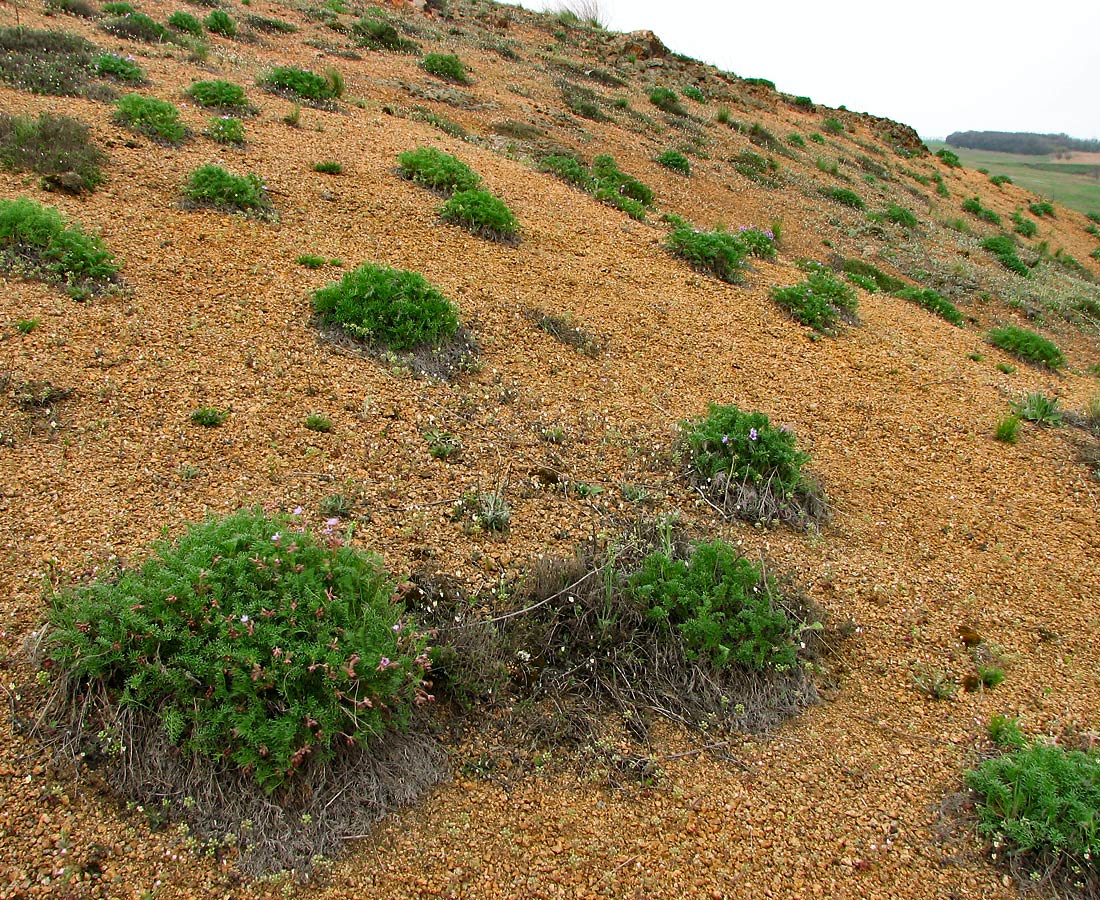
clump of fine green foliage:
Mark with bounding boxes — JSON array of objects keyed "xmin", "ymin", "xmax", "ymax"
[
  {"xmin": 206, "ymin": 115, "xmax": 245, "ymax": 145},
  {"xmin": 771, "ymin": 261, "xmax": 857, "ymax": 334},
  {"xmin": 113, "ymin": 93, "xmax": 189, "ymax": 144},
  {"xmin": 539, "ymin": 153, "xmax": 652, "ymax": 220},
  {"xmin": 203, "ymin": 9, "xmax": 237, "ymax": 37},
  {"xmin": 881, "ymin": 204, "xmax": 918, "ymax": 228},
  {"xmin": 397, "ymin": 147, "xmax": 480, "ymax": 195},
  {"xmin": 667, "ymin": 226, "xmax": 776, "ymax": 283},
  {"xmin": 0, "ymin": 27, "xmax": 97, "ymax": 96},
  {"xmin": 962, "ymin": 196, "xmax": 1002, "ymax": 226},
  {"xmin": 1030, "ymin": 200, "xmax": 1055, "ymax": 218},
  {"xmin": 655, "ymin": 149, "xmax": 691, "ymax": 175},
  {"xmin": 183, "ymin": 165, "xmax": 272, "ymax": 217},
  {"xmin": 421, "ymin": 52, "xmax": 469, "ymax": 84},
  {"xmin": 894, "ymin": 287, "xmax": 964, "ymax": 326},
  {"xmin": 987, "ymin": 325, "xmax": 1064, "ymax": 370},
  {"xmin": 167, "ymin": 11, "xmax": 202, "ymax": 35},
  {"xmin": 42, "ymin": 508, "xmax": 431, "ymax": 794},
  {"xmin": 648, "ymin": 86, "xmax": 686, "ymax": 115},
  {"xmin": 1011, "ymin": 209, "xmax": 1037, "ymax": 238},
  {"xmin": 352, "ymin": 17, "xmax": 419, "ymax": 52},
  {"xmin": 312, "ymin": 262, "xmax": 459, "ymax": 351},
  {"xmin": 0, "ymin": 197, "xmax": 118, "ymax": 295},
  {"xmin": 0, "ymin": 112, "xmax": 106, "ymax": 192},
  {"xmin": 102, "ymin": 12, "xmax": 168, "ymax": 43},
  {"xmin": 439, "ymin": 189, "xmax": 519, "ymax": 242},
  {"xmin": 936, "ymin": 148, "xmax": 961, "ymax": 168},
  {"xmin": 841, "ymin": 258, "xmax": 907, "ymax": 293},
  {"xmin": 821, "ymin": 186, "xmax": 864, "ymax": 209},
  {"xmin": 967, "ymin": 727, "xmax": 1100, "ymax": 895},
  {"xmin": 1012, "ymin": 392, "xmax": 1063, "ymax": 426},
  {"xmin": 186, "ymin": 79, "xmax": 249, "ymax": 111},
  {"xmin": 982, "ymin": 234, "xmax": 1029, "ymax": 277},
  {"xmin": 260, "ymin": 66, "xmax": 342, "ymax": 104},
  {"xmin": 630, "ymin": 540, "xmax": 801, "ymax": 671},
  {"xmin": 94, "ymin": 52, "xmax": 145, "ymax": 83}
]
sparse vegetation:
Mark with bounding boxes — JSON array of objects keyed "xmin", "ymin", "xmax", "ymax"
[
  {"xmin": 1029, "ymin": 200, "xmax": 1056, "ymax": 218},
  {"xmin": 102, "ymin": 12, "xmax": 169, "ymax": 43},
  {"xmin": 0, "ymin": 27, "xmax": 96, "ymax": 96},
  {"xmin": 648, "ymin": 86, "xmax": 685, "ymax": 116},
  {"xmin": 203, "ymin": 9, "xmax": 237, "ymax": 37},
  {"xmin": 894, "ymin": 287, "xmax": 964, "ymax": 326},
  {"xmin": 541, "ymin": 154, "xmax": 652, "ymax": 220},
  {"xmin": 1011, "ymin": 209, "xmax": 1037, "ymax": 238},
  {"xmin": 439, "ymin": 189, "xmax": 519, "ymax": 242},
  {"xmin": 988, "ymin": 325, "xmax": 1064, "ymax": 369},
  {"xmin": 190, "ymin": 405, "xmax": 228, "ymax": 426},
  {"xmin": 183, "ymin": 165, "xmax": 272, "ymax": 217},
  {"xmin": 982, "ymin": 234, "xmax": 1029, "ymax": 277},
  {"xmin": 962, "ymin": 197, "xmax": 1001, "ymax": 226},
  {"xmin": 311, "ymin": 262, "xmax": 459, "ymax": 351},
  {"xmin": 353, "ymin": 17, "xmax": 418, "ymax": 52},
  {"xmin": 167, "ymin": 10, "xmax": 202, "ymax": 34},
  {"xmin": 935, "ymin": 148, "xmax": 961, "ymax": 168},
  {"xmin": 113, "ymin": 93, "xmax": 188, "ymax": 144},
  {"xmin": 0, "ymin": 112, "xmax": 105, "ymax": 192},
  {"xmin": 421, "ymin": 53, "xmax": 469, "ymax": 84},
  {"xmin": 771, "ymin": 262, "xmax": 858, "ymax": 334},
  {"xmin": 821, "ymin": 187, "xmax": 864, "ymax": 210},
  {"xmin": 1012, "ymin": 392, "xmax": 1062, "ymax": 426}
]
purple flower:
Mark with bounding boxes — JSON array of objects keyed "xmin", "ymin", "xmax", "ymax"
[
  {"xmin": 748, "ymin": 428, "xmax": 758, "ymax": 441},
  {"xmin": 292, "ymin": 506, "xmax": 303, "ymax": 516},
  {"xmin": 721, "ymin": 434, "xmax": 729, "ymax": 444},
  {"xmin": 325, "ymin": 517, "xmax": 340, "ymax": 527},
  {"xmin": 271, "ymin": 532, "xmax": 281, "ymax": 542}
]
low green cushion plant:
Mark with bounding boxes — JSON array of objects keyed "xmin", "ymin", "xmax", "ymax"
[
  {"xmin": 0, "ymin": 196, "xmax": 118, "ymax": 294},
  {"xmin": 987, "ymin": 325, "xmax": 1064, "ymax": 369},
  {"xmin": 882, "ymin": 204, "xmax": 918, "ymax": 228},
  {"xmin": 439, "ymin": 189, "xmax": 519, "ymax": 242},
  {"xmin": 982, "ymin": 234, "xmax": 1029, "ymax": 277},
  {"xmin": 0, "ymin": 112, "xmax": 105, "ymax": 192},
  {"xmin": 771, "ymin": 262, "xmax": 857, "ymax": 334},
  {"xmin": 311, "ymin": 262, "xmax": 459, "ymax": 351},
  {"xmin": 841, "ymin": 258, "xmax": 907, "ymax": 293},
  {"xmin": 183, "ymin": 164, "xmax": 272, "ymax": 216},
  {"xmin": 167, "ymin": 10, "xmax": 202, "ymax": 34},
  {"xmin": 397, "ymin": 147, "xmax": 479, "ymax": 195},
  {"xmin": 962, "ymin": 196, "xmax": 1001, "ymax": 226},
  {"xmin": 94, "ymin": 52, "xmax": 144, "ymax": 83},
  {"xmin": 186, "ymin": 79, "xmax": 249, "ymax": 110},
  {"xmin": 353, "ymin": 17, "xmax": 419, "ymax": 52},
  {"xmin": 203, "ymin": 9, "xmax": 236, "ymax": 36},
  {"xmin": 1011, "ymin": 210, "xmax": 1037, "ymax": 238},
  {"xmin": 821, "ymin": 187, "xmax": 864, "ymax": 210},
  {"xmin": 539, "ymin": 154, "xmax": 652, "ymax": 220},
  {"xmin": 936, "ymin": 148, "xmax": 961, "ymax": 168},
  {"xmin": 630, "ymin": 540, "xmax": 799, "ymax": 671},
  {"xmin": 113, "ymin": 93, "xmax": 188, "ymax": 144},
  {"xmin": 102, "ymin": 12, "xmax": 168, "ymax": 43},
  {"xmin": 894, "ymin": 287, "xmax": 964, "ymax": 326},
  {"xmin": 260, "ymin": 66, "xmax": 341, "ymax": 104},
  {"xmin": 655, "ymin": 149, "xmax": 691, "ymax": 175},
  {"xmin": 539, "ymin": 154, "xmax": 594, "ymax": 191},
  {"xmin": 1029, "ymin": 200, "xmax": 1055, "ymax": 217},
  {"xmin": 0, "ymin": 27, "xmax": 96, "ymax": 96},
  {"xmin": 648, "ymin": 86, "xmax": 685, "ymax": 116},
  {"xmin": 667, "ymin": 227, "xmax": 746, "ymax": 283},
  {"xmin": 42, "ymin": 508, "xmax": 430, "ymax": 793},
  {"xmin": 206, "ymin": 115, "xmax": 244, "ymax": 145},
  {"xmin": 421, "ymin": 53, "xmax": 468, "ymax": 84}
]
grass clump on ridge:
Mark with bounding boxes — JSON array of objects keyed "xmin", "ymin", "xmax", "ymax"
[
  {"xmin": 439, "ymin": 189, "xmax": 519, "ymax": 243},
  {"xmin": 397, "ymin": 147, "xmax": 480, "ymax": 195},
  {"xmin": 771, "ymin": 261, "xmax": 857, "ymax": 335},
  {"xmin": 186, "ymin": 79, "xmax": 250, "ymax": 111},
  {"xmin": 421, "ymin": 53, "xmax": 469, "ymax": 84},
  {"xmin": 259, "ymin": 66, "xmax": 342, "ymax": 105},
  {"xmin": 0, "ymin": 197, "xmax": 118, "ymax": 297},
  {"xmin": 982, "ymin": 234, "xmax": 1030, "ymax": 277},
  {"xmin": 312, "ymin": 262, "xmax": 459, "ymax": 351},
  {"xmin": 183, "ymin": 165, "xmax": 273, "ymax": 218},
  {"xmin": 894, "ymin": 287, "xmax": 964, "ymax": 326},
  {"xmin": 112, "ymin": 93, "xmax": 189, "ymax": 144},
  {"xmin": 37, "ymin": 508, "xmax": 441, "ymax": 873},
  {"xmin": 967, "ymin": 723, "xmax": 1100, "ymax": 898},
  {"xmin": 648, "ymin": 86, "xmax": 686, "ymax": 116},
  {"xmin": 680, "ymin": 402, "xmax": 826, "ymax": 527},
  {"xmin": 0, "ymin": 27, "xmax": 96, "ymax": 96},
  {"xmin": 987, "ymin": 325, "xmax": 1064, "ymax": 370},
  {"xmin": 0, "ymin": 112, "xmax": 106, "ymax": 193}
]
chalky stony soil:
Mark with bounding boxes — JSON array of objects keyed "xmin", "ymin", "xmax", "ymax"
[{"xmin": 1, "ymin": 1, "xmax": 1098, "ymax": 897}]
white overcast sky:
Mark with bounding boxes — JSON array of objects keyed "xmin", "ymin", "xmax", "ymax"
[{"xmin": 504, "ymin": 0, "xmax": 1100, "ymax": 140}]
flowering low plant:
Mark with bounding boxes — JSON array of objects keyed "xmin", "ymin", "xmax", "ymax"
[{"xmin": 44, "ymin": 508, "xmax": 432, "ymax": 793}]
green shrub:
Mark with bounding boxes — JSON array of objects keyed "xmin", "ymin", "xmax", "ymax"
[
  {"xmin": 561, "ymin": 82, "xmax": 604, "ymax": 121},
  {"xmin": 733, "ymin": 150, "xmax": 780, "ymax": 186},
  {"xmin": 1011, "ymin": 209, "xmax": 1037, "ymax": 237},
  {"xmin": 313, "ymin": 160, "xmax": 342, "ymax": 175},
  {"xmin": 743, "ymin": 77, "xmax": 775, "ymax": 89},
  {"xmin": 297, "ymin": 254, "xmax": 326, "ymax": 269},
  {"xmin": 994, "ymin": 414, "xmax": 1019, "ymax": 443},
  {"xmin": 846, "ymin": 273, "xmax": 879, "ymax": 292},
  {"xmin": 988, "ymin": 325, "xmax": 1064, "ymax": 369},
  {"xmin": 792, "ymin": 95, "xmax": 812, "ymax": 108},
  {"xmin": 102, "ymin": 1, "xmax": 133, "ymax": 13},
  {"xmin": 186, "ymin": 79, "xmax": 248, "ymax": 110},
  {"xmin": 45, "ymin": 0, "xmax": 100, "ymax": 18},
  {"xmin": 821, "ymin": 187, "xmax": 864, "ymax": 210},
  {"xmin": 421, "ymin": 52, "xmax": 468, "ymax": 84},
  {"xmin": 0, "ymin": 197, "xmax": 118, "ymax": 293},
  {"xmin": 352, "ymin": 17, "xmax": 418, "ymax": 52},
  {"xmin": 841, "ymin": 258, "xmax": 907, "ymax": 293},
  {"xmin": 203, "ymin": 9, "xmax": 236, "ymax": 36},
  {"xmin": 989, "ymin": 174, "xmax": 1012, "ymax": 187},
  {"xmin": 1029, "ymin": 200, "xmax": 1055, "ymax": 217},
  {"xmin": 304, "ymin": 412, "xmax": 332, "ymax": 433},
  {"xmin": 260, "ymin": 66, "xmax": 341, "ymax": 104},
  {"xmin": 787, "ymin": 132, "xmax": 806, "ymax": 148},
  {"xmin": 102, "ymin": 12, "xmax": 169, "ymax": 42},
  {"xmin": 1088, "ymin": 212, "xmax": 1100, "ymax": 224},
  {"xmin": 936, "ymin": 147, "xmax": 961, "ymax": 168},
  {"xmin": 894, "ymin": 287, "xmax": 964, "ymax": 325},
  {"xmin": 206, "ymin": 115, "xmax": 244, "ymax": 145},
  {"xmin": 397, "ymin": 147, "xmax": 479, "ymax": 195},
  {"xmin": 113, "ymin": 93, "xmax": 188, "ymax": 143},
  {"xmin": 648, "ymin": 86, "xmax": 685, "ymax": 115},
  {"xmin": 734, "ymin": 225, "xmax": 778, "ymax": 258},
  {"xmin": 630, "ymin": 540, "xmax": 799, "ymax": 671},
  {"xmin": 667, "ymin": 227, "xmax": 746, "ymax": 283},
  {"xmin": 538, "ymin": 154, "xmax": 651, "ymax": 219},
  {"xmin": 439, "ymin": 189, "xmax": 519, "ymax": 242},
  {"xmin": 183, "ymin": 164, "xmax": 272, "ymax": 216},
  {"xmin": 771, "ymin": 262, "xmax": 857, "ymax": 334},
  {"xmin": 42, "ymin": 508, "xmax": 429, "ymax": 793},
  {"xmin": 715, "ymin": 106, "xmax": 731, "ymax": 125},
  {"xmin": 982, "ymin": 234, "xmax": 1029, "ymax": 277},
  {"xmin": 962, "ymin": 196, "xmax": 1001, "ymax": 226},
  {"xmin": 822, "ymin": 116, "xmax": 843, "ymax": 134},
  {"xmin": 167, "ymin": 10, "xmax": 202, "ymax": 34},
  {"xmin": 94, "ymin": 51, "xmax": 144, "ymax": 83},
  {"xmin": 808, "ymin": 132, "xmax": 825, "ymax": 144},
  {"xmin": 243, "ymin": 13, "xmax": 297, "ymax": 33},
  {"xmin": 190, "ymin": 405, "xmax": 228, "ymax": 426},
  {"xmin": 1012, "ymin": 392, "xmax": 1062, "ymax": 425},
  {"xmin": 0, "ymin": 27, "xmax": 96, "ymax": 95},
  {"xmin": 539, "ymin": 154, "xmax": 593, "ymax": 191},
  {"xmin": 0, "ymin": 112, "xmax": 105, "ymax": 192},
  {"xmin": 655, "ymin": 149, "xmax": 690, "ymax": 175},
  {"xmin": 311, "ymin": 262, "xmax": 459, "ymax": 351},
  {"xmin": 967, "ymin": 738, "xmax": 1100, "ymax": 888},
  {"xmin": 682, "ymin": 85, "xmax": 705, "ymax": 102},
  {"xmin": 882, "ymin": 204, "xmax": 918, "ymax": 228},
  {"xmin": 425, "ymin": 429, "xmax": 461, "ymax": 459}
]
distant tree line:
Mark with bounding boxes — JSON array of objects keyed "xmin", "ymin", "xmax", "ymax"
[{"xmin": 946, "ymin": 131, "xmax": 1100, "ymax": 156}]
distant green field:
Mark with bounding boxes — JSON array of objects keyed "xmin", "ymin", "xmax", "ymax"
[{"xmin": 926, "ymin": 141, "xmax": 1100, "ymax": 215}]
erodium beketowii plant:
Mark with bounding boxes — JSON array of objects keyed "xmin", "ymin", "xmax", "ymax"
[{"xmin": 40, "ymin": 508, "xmax": 434, "ymax": 794}]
